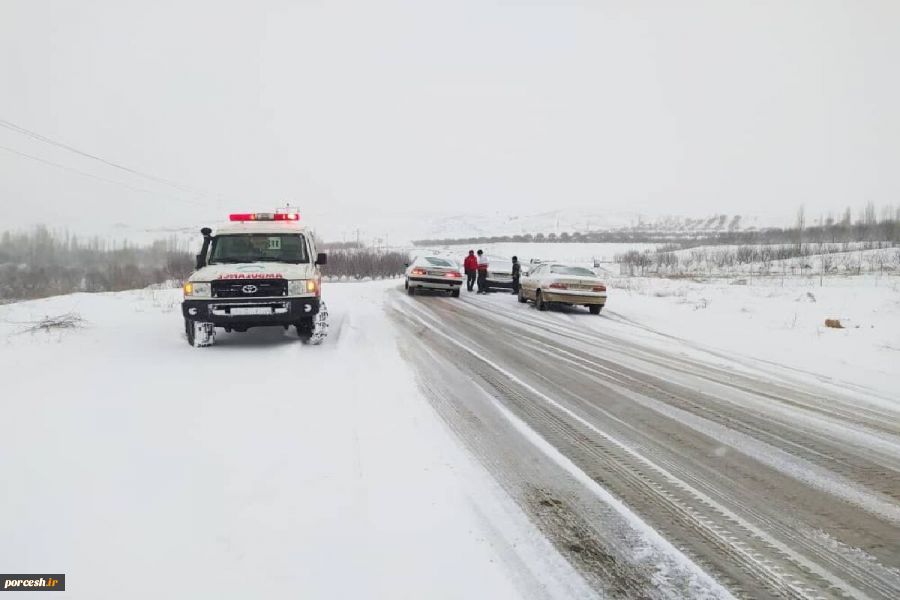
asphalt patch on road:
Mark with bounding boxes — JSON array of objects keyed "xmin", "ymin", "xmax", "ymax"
[{"xmin": 525, "ymin": 486, "xmax": 658, "ymax": 599}]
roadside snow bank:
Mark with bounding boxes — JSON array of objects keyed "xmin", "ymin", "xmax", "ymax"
[{"xmin": 607, "ymin": 275, "xmax": 900, "ymax": 401}]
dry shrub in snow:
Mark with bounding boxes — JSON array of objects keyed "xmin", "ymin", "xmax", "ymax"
[{"xmin": 18, "ymin": 312, "xmax": 86, "ymax": 334}]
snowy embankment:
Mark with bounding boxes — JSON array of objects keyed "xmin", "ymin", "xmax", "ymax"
[
  {"xmin": 605, "ymin": 274, "xmax": 900, "ymax": 401},
  {"xmin": 0, "ymin": 280, "xmax": 591, "ymax": 600}
]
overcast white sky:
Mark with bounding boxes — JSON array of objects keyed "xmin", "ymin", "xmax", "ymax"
[{"xmin": 1, "ymin": 0, "xmax": 899, "ymax": 237}]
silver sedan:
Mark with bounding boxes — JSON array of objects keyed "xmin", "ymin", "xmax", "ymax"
[{"xmin": 405, "ymin": 256, "xmax": 463, "ymax": 297}]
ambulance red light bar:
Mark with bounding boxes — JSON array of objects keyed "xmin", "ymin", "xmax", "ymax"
[{"xmin": 229, "ymin": 212, "xmax": 300, "ymax": 222}]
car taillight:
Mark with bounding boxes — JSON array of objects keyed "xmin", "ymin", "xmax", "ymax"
[
  {"xmin": 549, "ymin": 283, "xmax": 568, "ymax": 289},
  {"xmin": 593, "ymin": 285, "xmax": 607, "ymax": 292},
  {"xmin": 446, "ymin": 271, "xmax": 462, "ymax": 278},
  {"xmin": 411, "ymin": 268, "xmax": 427, "ymax": 276}
]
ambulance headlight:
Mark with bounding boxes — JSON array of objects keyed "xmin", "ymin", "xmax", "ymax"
[
  {"xmin": 288, "ymin": 279, "xmax": 310, "ymax": 295},
  {"xmin": 288, "ymin": 280, "xmax": 319, "ymax": 295},
  {"xmin": 184, "ymin": 282, "xmax": 211, "ymax": 297}
]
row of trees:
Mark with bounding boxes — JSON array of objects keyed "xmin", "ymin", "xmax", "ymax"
[
  {"xmin": 416, "ymin": 230, "xmax": 671, "ymax": 246},
  {"xmin": 0, "ymin": 227, "xmax": 408, "ymax": 300},
  {"xmin": 324, "ymin": 249, "xmax": 407, "ymax": 280},
  {"xmin": 792, "ymin": 203, "xmax": 900, "ymax": 249},
  {"xmin": 0, "ymin": 227, "xmax": 193, "ymax": 300},
  {"xmin": 414, "ymin": 204, "xmax": 900, "ymax": 248},
  {"xmin": 319, "ymin": 240, "xmax": 364, "ymax": 251},
  {"xmin": 616, "ymin": 241, "xmax": 900, "ymax": 277}
]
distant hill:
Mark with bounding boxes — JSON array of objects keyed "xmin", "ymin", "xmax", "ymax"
[{"xmin": 409, "ymin": 210, "xmax": 773, "ymax": 246}]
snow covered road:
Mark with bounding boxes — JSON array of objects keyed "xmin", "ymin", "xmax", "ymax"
[
  {"xmin": 392, "ymin": 286, "xmax": 900, "ymax": 599},
  {"xmin": 2, "ymin": 279, "xmax": 899, "ymax": 599}
]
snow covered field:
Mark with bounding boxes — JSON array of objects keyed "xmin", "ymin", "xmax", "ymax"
[
  {"xmin": 0, "ymin": 281, "xmax": 590, "ymax": 600},
  {"xmin": 606, "ymin": 274, "xmax": 900, "ymax": 401}
]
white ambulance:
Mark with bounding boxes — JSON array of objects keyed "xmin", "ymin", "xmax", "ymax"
[{"xmin": 181, "ymin": 211, "xmax": 328, "ymax": 347}]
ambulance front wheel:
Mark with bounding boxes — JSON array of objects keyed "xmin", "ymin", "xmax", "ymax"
[{"xmin": 185, "ymin": 318, "xmax": 215, "ymax": 347}]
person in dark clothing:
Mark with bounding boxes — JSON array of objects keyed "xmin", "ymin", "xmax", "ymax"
[
  {"xmin": 476, "ymin": 249, "xmax": 489, "ymax": 294},
  {"xmin": 511, "ymin": 256, "xmax": 521, "ymax": 294},
  {"xmin": 463, "ymin": 250, "xmax": 478, "ymax": 292}
]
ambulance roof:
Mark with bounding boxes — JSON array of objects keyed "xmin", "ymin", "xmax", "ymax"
[{"xmin": 214, "ymin": 220, "xmax": 312, "ymax": 236}]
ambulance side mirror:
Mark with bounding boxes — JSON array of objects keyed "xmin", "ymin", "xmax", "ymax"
[{"xmin": 316, "ymin": 253, "xmax": 328, "ymax": 266}]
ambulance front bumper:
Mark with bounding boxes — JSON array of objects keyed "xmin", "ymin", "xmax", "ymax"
[{"xmin": 182, "ymin": 297, "xmax": 321, "ymax": 325}]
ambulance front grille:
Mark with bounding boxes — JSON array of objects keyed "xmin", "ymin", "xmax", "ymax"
[{"xmin": 212, "ymin": 279, "xmax": 288, "ymax": 298}]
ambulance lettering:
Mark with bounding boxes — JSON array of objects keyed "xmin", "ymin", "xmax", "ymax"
[{"xmin": 218, "ymin": 273, "xmax": 284, "ymax": 280}]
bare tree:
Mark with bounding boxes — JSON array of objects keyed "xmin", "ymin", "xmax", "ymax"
[
  {"xmin": 842, "ymin": 206, "xmax": 852, "ymax": 226},
  {"xmin": 795, "ymin": 205, "xmax": 806, "ymax": 253}
]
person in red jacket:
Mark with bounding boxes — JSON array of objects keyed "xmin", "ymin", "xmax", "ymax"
[{"xmin": 463, "ymin": 249, "xmax": 478, "ymax": 292}]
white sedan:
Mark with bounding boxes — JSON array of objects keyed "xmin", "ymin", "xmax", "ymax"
[
  {"xmin": 518, "ymin": 263, "xmax": 607, "ymax": 314},
  {"xmin": 404, "ymin": 256, "xmax": 463, "ymax": 297}
]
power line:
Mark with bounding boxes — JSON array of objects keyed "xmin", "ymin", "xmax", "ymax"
[
  {"xmin": 0, "ymin": 117, "xmax": 218, "ymax": 200},
  {"xmin": 0, "ymin": 144, "xmax": 206, "ymax": 206}
]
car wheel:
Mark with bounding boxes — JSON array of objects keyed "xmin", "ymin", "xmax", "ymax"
[
  {"xmin": 517, "ymin": 288, "xmax": 527, "ymax": 303},
  {"xmin": 451, "ymin": 289, "xmax": 460, "ymax": 298},
  {"xmin": 185, "ymin": 319, "xmax": 215, "ymax": 347},
  {"xmin": 535, "ymin": 290, "xmax": 548, "ymax": 311},
  {"xmin": 407, "ymin": 284, "xmax": 416, "ymax": 296},
  {"xmin": 589, "ymin": 305, "xmax": 602, "ymax": 315}
]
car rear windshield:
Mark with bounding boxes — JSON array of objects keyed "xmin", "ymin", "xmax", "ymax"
[
  {"xmin": 424, "ymin": 257, "xmax": 453, "ymax": 267},
  {"xmin": 550, "ymin": 266, "xmax": 596, "ymax": 276},
  {"xmin": 209, "ymin": 234, "xmax": 309, "ymax": 264}
]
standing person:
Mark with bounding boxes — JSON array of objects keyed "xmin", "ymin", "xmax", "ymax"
[
  {"xmin": 476, "ymin": 249, "xmax": 489, "ymax": 294},
  {"xmin": 511, "ymin": 256, "xmax": 521, "ymax": 294},
  {"xmin": 463, "ymin": 249, "xmax": 478, "ymax": 292}
]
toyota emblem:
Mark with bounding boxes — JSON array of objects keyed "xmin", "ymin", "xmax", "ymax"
[{"xmin": 241, "ymin": 284, "xmax": 259, "ymax": 294}]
